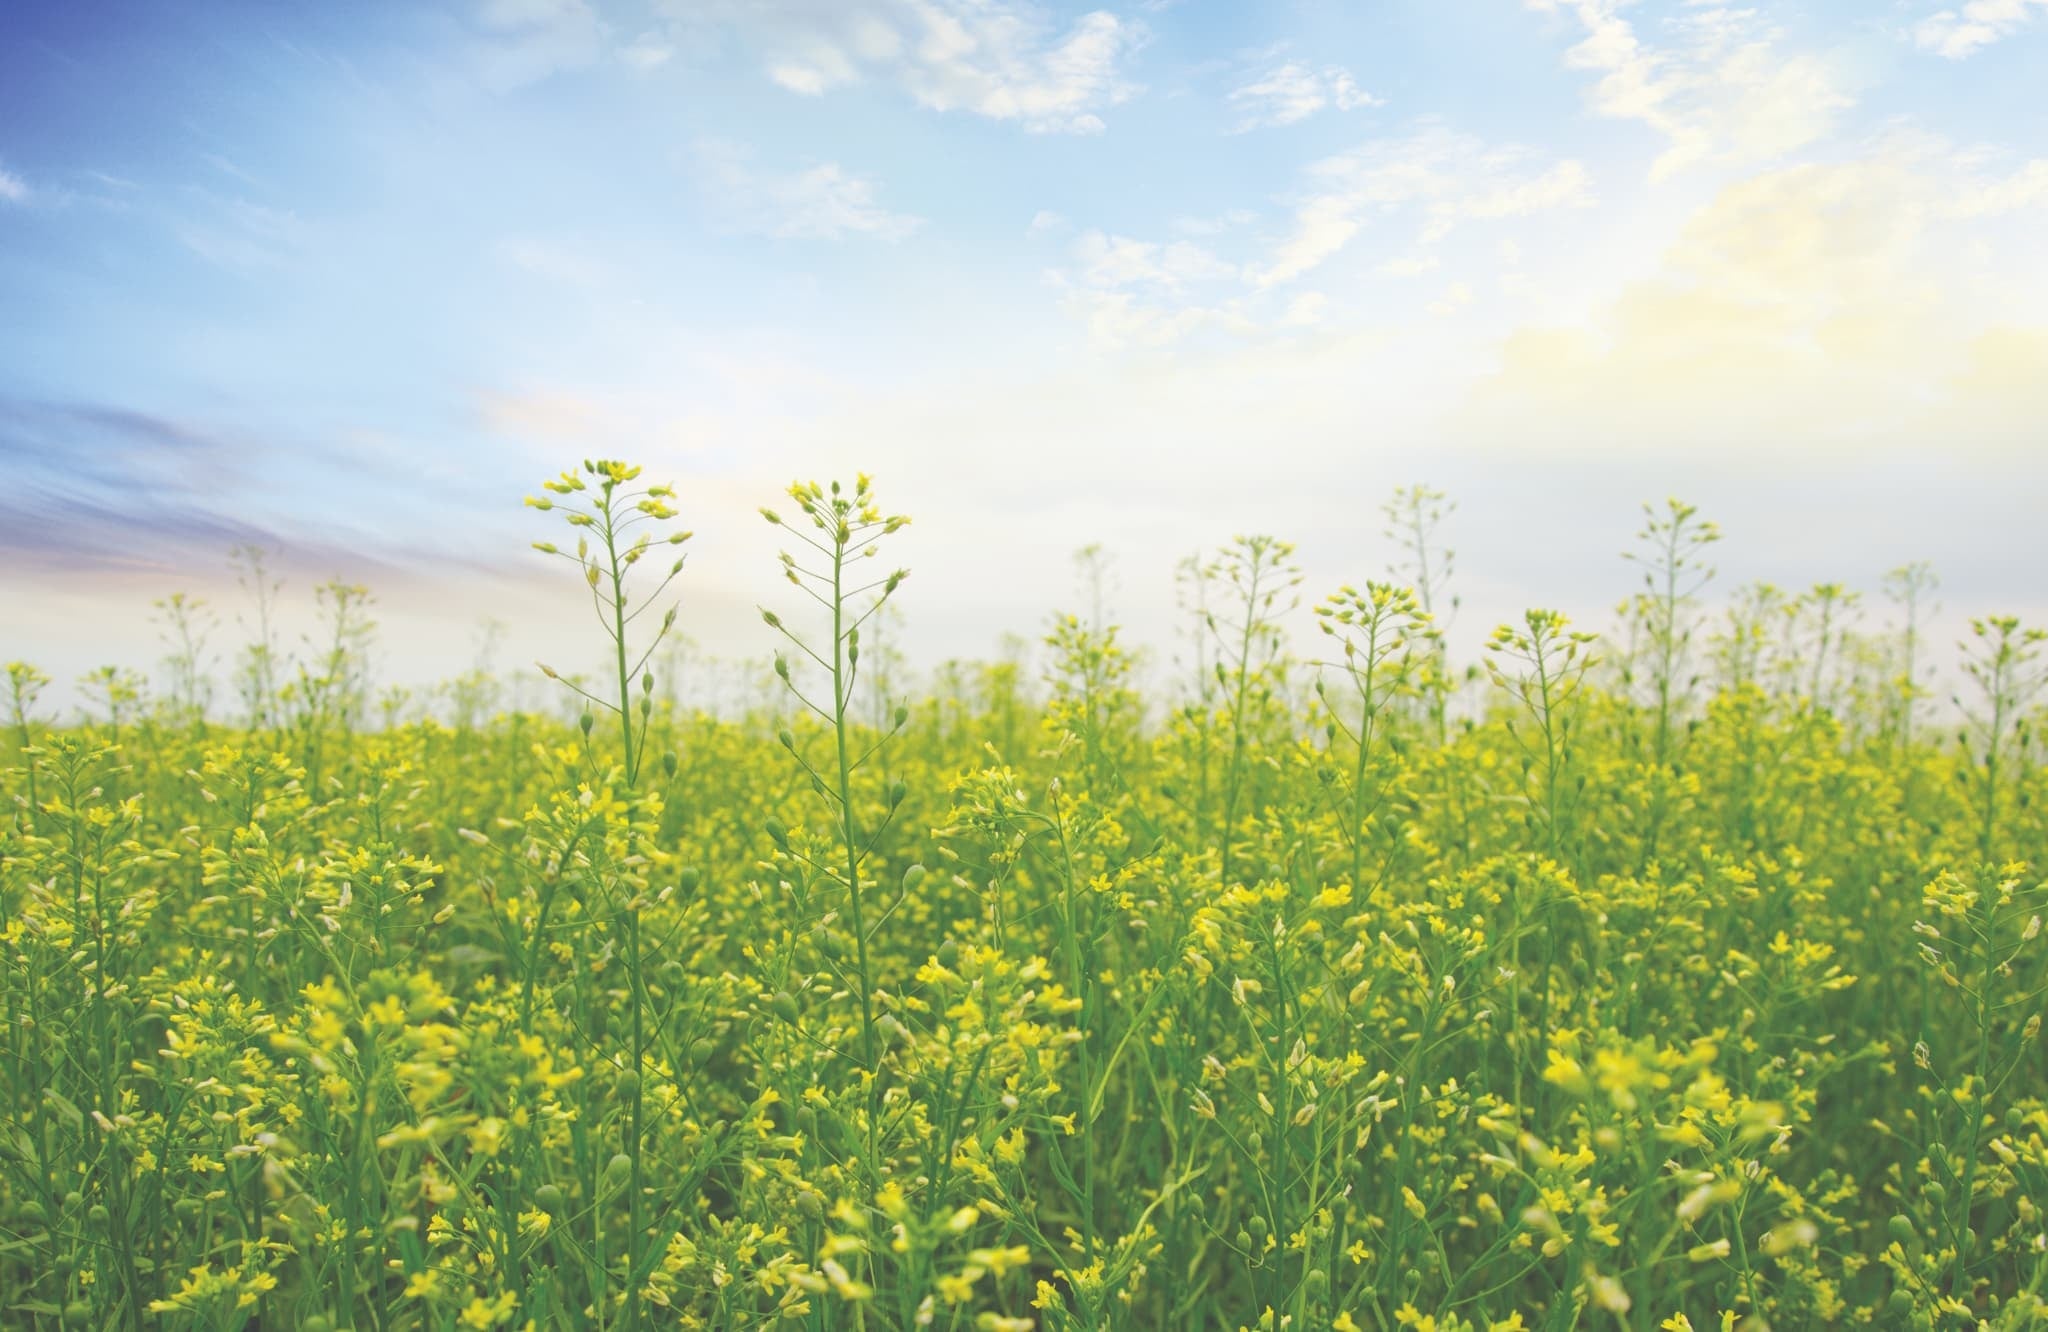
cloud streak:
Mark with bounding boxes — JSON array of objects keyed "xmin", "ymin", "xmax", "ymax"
[
  {"xmin": 1227, "ymin": 61, "xmax": 1382, "ymax": 131},
  {"xmin": 695, "ymin": 140, "xmax": 923, "ymax": 241},
  {"xmin": 1915, "ymin": 0, "xmax": 2048, "ymax": 58},
  {"xmin": 1529, "ymin": 0, "xmax": 1853, "ymax": 179}
]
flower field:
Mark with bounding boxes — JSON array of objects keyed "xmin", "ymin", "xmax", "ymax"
[{"xmin": 3, "ymin": 462, "xmax": 2045, "ymax": 1331}]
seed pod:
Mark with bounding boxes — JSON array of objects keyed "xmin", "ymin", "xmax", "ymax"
[
  {"xmin": 617, "ymin": 1070, "xmax": 641, "ymax": 1099},
  {"xmin": 1887, "ymin": 1214, "xmax": 1916, "ymax": 1246},
  {"xmin": 765, "ymin": 817, "xmax": 789, "ymax": 849},
  {"xmin": 661, "ymin": 752, "xmax": 678, "ymax": 779},
  {"xmin": 579, "ymin": 711, "xmax": 595, "ymax": 736},
  {"xmin": 771, "ymin": 992, "xmax": 800, "ymax": 1022},
  {"xmin": 535, "ymin": 1184, "xmax": 566, "ymax": 1213},
  {"xmin": 936, "ymin": 939, "xmax": 960, "ymax": 969},
  {"xmin": 688, "ymin": 1038, "xmax": 716, "ymax": 1066},
  {"xmin": 902, "ymin": 863, "xmax": 927, "ymax": 893},
  {"xmin": 605, "ymin": 1153, "xmax": 633, "ymax": 1187}
]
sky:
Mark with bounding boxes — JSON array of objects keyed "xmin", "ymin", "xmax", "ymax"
[{"xmin": 2, "ymin": 0, "xmax": 2045, "ymax": 713}]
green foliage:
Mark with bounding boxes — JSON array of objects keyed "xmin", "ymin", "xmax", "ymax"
[{"xmin": 3, "ymin": 468, "xmax": 2046, "ymax": 1332}]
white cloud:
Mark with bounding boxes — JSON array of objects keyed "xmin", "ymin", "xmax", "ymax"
[
  {"xmin": 1228, "ymin": 61, "xmax": 1383, "ymax": 131},
  {"xmin": 1377, "ymin": 254, "xmax": 1441, "ymax": 278},
  {"xmin": 696, "ymin": 141, "xmax": 923, "ymax": 241},
  {"xmin": 1173, "ymin": 208, "xmax": 1257, "ymax": 237},
  {"xmin": 497, "ymin": 237, "xmax": 612, "ymax": 287},
  {"xmin": 1427, "ymin": 281, "xmax": 1475, "ymax": 316},
  {"xmin": 1070, "ymin": 231, "xmax": 1236, "ymax": 289},
  {"xmin": 1915, "ymin": 0, "xmax": 2048, "ymax": 57},
  {"xmin": 1050, "ymin": 230, "xmax": 1245, "ymax": 349},
  {"xmin": 684, "ymin": 0, "xmax": 1144, "ymax": 134},
  {"xmin": 1468, "ymin": 135, "xmax": 2048, "ymax": 454},
  {"xmin": 471, "ymin": 0, "xmax": 608, "ymax": 89},
  {"xmin": 1028, "ymin": 209, "xmax": 1070, "ymax": 235},
  {"xmin": 619, "ymin": 32, "xmax": 676, "ymax": 69},
  {"xmin": 1528, "ymin": 0, "xmax": 1852, "ymax": 180},
  {"xmin": 1253, "ymin": 126, "xmax": 1592, "ymax": 288},
  {"xmin": 0, "ymin": 165, "xmax": 28, "ymax": 204}
]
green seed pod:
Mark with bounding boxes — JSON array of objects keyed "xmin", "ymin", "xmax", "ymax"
[
  {"xmin": 1888, "ymin": 1214, "xmax": 1916, "ymax": 1246},
  {"xmin": 1234, "ymin": 1229, "xmax": 1253, "ymax": 1250},
  {"xmin": 902, "ymin": 863, "xmax": 927, "ymax": 893},
  {"xmin": 679, "ymin": 867, "xmax": 701, "ymax": 892},
  {"xmin": 936, "ymin": 938, "xmax": 960, "ymax": 969},
  {"xmin": 87, "ymin": 1203, "xmax": 109, "ymax": 1226},
  {"xmin": 1304, "ymin": 1269, "xmax": 1328, "ymax": 1298},
  {"xmin": 771, "ymin": 992, "xmax": 800, "ymax": 1022},
  {"xmin": 1884, "ymin": 1289, "xmax": 1913, "ymax": 1318},
  {"xmin": 1246, "ymin": 1130, "xmax": 1263, "ymax": 1155},
  {"xmin": 16, "ymin": 1201, "xmax": 45, "ymax": 1225},
  {"xmin": 1924, "ymin": 1181, "xmax": 1946, "ymax": 1206},
  {"xmin": 63, "ymin": 1190, "xmax": 82, "ymax": 1210},
  {"xmin": 661, "ymin": 752, "xmax": 678, "ymax": 779},
  {"xmin": 303, "ymin": 1318, "xmax": 333, "ymax": 1332},
  {"xmin": 605, "ymin": 1153, "xmax": 633, "ymax": 1187},
  {"xmin": 893, "ymin": 703, "xmax": 909, "ymax": 728},
  {"xmin": 579, "ymin": 711, "xmax": 594, "ymax": 735},
  {"xmin": 765, "ymin": 816, "xmax": 789, "ymax": 849},
  {"xmin": 617, "ymin": 1070, "xmax": 641, "ymax": 1099},
  {"xmin": 887, "ymin": 778, "xmax": 908, "ymax": 807},
  {"xmin": 797, "ymin": 1191, "xmax": 824, "ymax": 1221},
  {"xmin": 688, "ymin": 1037, "xmax": 716, "ymax": 1066},
  {"xmin": 1403, "ymin": 1268, "xmax": 1423, "ymax": 1295},
  {"xmin": 1247, "ymin": 1214, "xmax": 1269, "ymax": 1240},
  {"xmin": 172, "ymin": 1198, "xmax": 201, "ymax": 1221},
  {"xmin": 535, "ymin": 1183, "xmax": 566, "ymax": 1213},
  {"xmin": 779, "ymin": 729, "xmax": 796, "ymax": 750},
  {"xmin": 63, "ymin": 1304, "xmax": 93, "ymax": 1330}
]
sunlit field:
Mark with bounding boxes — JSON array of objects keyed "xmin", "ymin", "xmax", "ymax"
[{"xmin": 4, "ymin": 461, "xmax": 2044, "ymax": 1331}]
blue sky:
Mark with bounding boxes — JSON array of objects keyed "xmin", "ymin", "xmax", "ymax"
[{"xmin": 3, "ymin": 0, "xmax": 2046, "ymax": 705}]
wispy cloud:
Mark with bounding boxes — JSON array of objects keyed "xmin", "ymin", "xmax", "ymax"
[
  {"xmin": 1468, "ymin": 133, "xmax": 2048, "ymax": 454},
  {"xmin": 470, "ymin": 0, "xmax": 608, "ymax": 90},
  {"xmin": 1915, "ymin": 0, "xmax": 2048, "ymax": 58},
  {"xmin": 695, "ymin": 140, "xmax": 922, "ymax": 241},
  {"xmin": 1252, "ymin": 126, "xmax": 1592, "ymax": 289},
  {"xmin": 685, "ymin": 0, "xmax": 1145, "ymax": 133},
  {"xmin": 1228, "ymin": 60, "xmax": 1382, "ymax": 131},
  {"xmin": 1069, "ymin": 230, "xmax": 1236, "ymax": 290},
  {"xmin": 496, "ymin": 236, "xmax": 613, "ymax": 288},
  {"xmin": 174, "ymin": 192, "xmax": 308, "ymax": 271},
  {"xmin": 0, "ymin": 163, "xmax": 29, "ymax": 204},
  {"xmin": 1528, "ymin": 0, "xmax": 1853, "ymax": 180}
]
